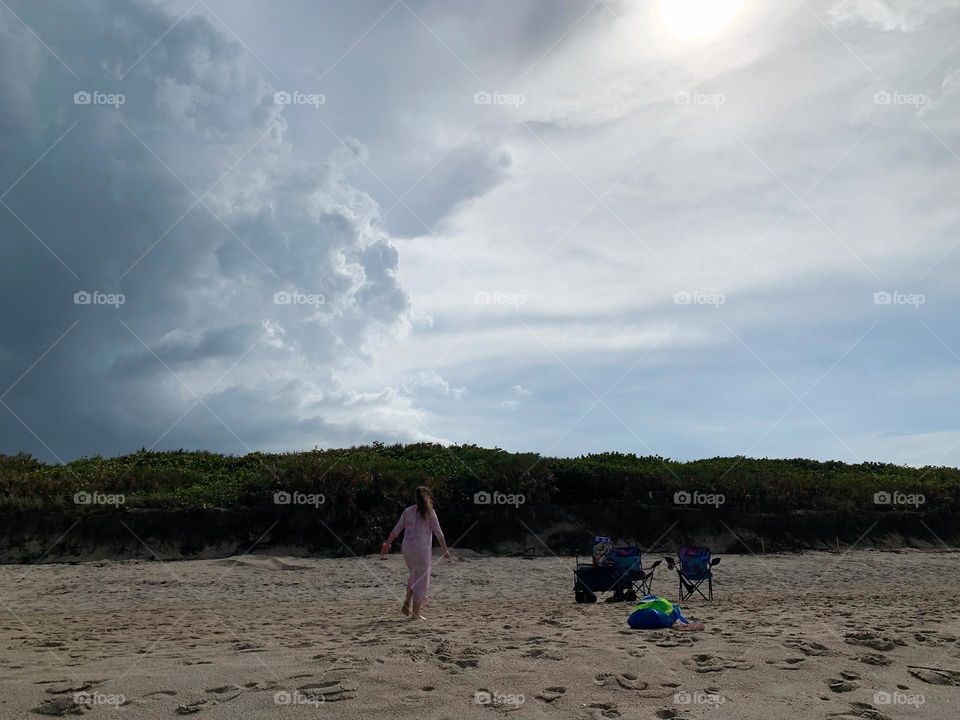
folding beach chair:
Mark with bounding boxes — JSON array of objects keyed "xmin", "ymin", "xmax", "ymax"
[
  {"xmin": 610, "ymin": 547, "xmax": 661, "ymax": 598},
  {"xmin": 665, "ymin": 545, "xmax": 720, "ymax": 601}
]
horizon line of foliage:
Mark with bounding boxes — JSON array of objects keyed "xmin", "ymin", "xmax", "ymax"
[{"xmin": 0, "ymin": 443, "xmax": 957, "ymax": 512}]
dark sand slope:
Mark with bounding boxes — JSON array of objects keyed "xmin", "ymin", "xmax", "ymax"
[{"xmin": 1, "ymin": 551, "xmax": 958, "ymax": 718}]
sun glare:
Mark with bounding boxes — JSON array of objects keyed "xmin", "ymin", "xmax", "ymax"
[{"xmin": 659, "ymin": 0, "xmax": 743, "ymax": 40}]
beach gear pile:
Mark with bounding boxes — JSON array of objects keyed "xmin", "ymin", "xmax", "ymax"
[{"xmin": 626, "ymin": 595, "xmax": 691, "ymax": 629}]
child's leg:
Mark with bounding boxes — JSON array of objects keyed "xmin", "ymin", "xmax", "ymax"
[{"xmin": 408, "ymin": 555, "xmax": 431, "ymax": 620}]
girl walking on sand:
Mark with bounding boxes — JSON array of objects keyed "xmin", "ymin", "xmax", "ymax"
[{"xmin": 381, "ymin": 486, "xmax": 450, "ymax": 620}]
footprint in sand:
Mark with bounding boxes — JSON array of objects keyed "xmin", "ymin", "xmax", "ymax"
[
  {"xmin": 654, "ymin": 709, "xmax": 688, "ymax": 719},
  {"xmin": 586, "ymin": 701, "xmax": 620, "ymax": 718},
  {"xmin": 768, "ymin": 656, "xmax": 805, "ymax": 670},
  {"xmin": 684, "ymin": 653, "xmax": 752, "ymax": 673},
  {"xmin": 31, "ymin": 697, "xmax": 89, "ymax": 717},
  {"xmin": 205, "ymin": 685, "xmax": 243, "ymax": 702},
  {"xmin": 854, "ymin": 653, "xmax": 891, "ymax": 666},
  {"xmin": 522, "ymin": 646, "xmax": 566, "ymax": 661},
  {"xmin": 436, "ymin": 639, "xmax": 485, "ymax": 670},
  {"xmin": 826, "ymin": 671, "xmax": 861, "ymax": 693},
  {"xmin": 399, "ymin": 685, "xmax": 438, "ymax": 705},
  {"xmin": 123, "ymin": 689, "xmax": 178, "ymax": 708},
  {"xmin": 783, "ymin": 638, "xmax": 832, "ymax": 656},
  {"xmin": 594, "ymin": 672, "xmax": 647, "ymax": 691},
  {"xmin": 908, "ymin": 666, "xmax": 960, "ymax": 686},
  {"xmin": 175, "ymin": 698, "xmax": 209, "ymax": 715},
  {"xmin": 232, "ymin": 640, "xmax": 264, "ymax": 652},
  {"xmin": 41, "ymin": 681, "xmax": 98, "ymax": 695},
  {"xmin": 296, "ymin": 679, "xmax": 359, "ymax": 702},
  {"xmin": 827, "ymin": 701, "xmax": 893, "ymax": 720},
  {"xmin": 635, "ymin": 682, "xmax": 682, "ymax": 699},
  {"xmin": 703, "ymin": 685, "xmax": 725, "ymax": 700},
  {"xmin": 844, "ymin": 631, "xmax": 902, "ymax": 652},
  {"xmin": 594, "ymin": 673, "xmax": 677, "ymax": 698},
  {"xmin": 311, "ymin": 652, "xmax": 370, "ymax": 671},
  {"xmin": 535, "ymin": 686, "xmax": 567, "ymax": 703},
  {"xmin": 913, "ymin": 631, "xmax": 957, "ymax": 647}
]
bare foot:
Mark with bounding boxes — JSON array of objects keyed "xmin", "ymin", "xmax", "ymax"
[
  {"xmin": 401, "ymin": 603, "xmax": 410, "ymax": 617},
  {"xmin": 409, "ymin": 613, "xmax": 427, "ymax": 621}
]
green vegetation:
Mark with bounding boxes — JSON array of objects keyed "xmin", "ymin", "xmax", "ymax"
[{"xmin": 1, "ymin": 444, "xmax": 957, "ymax": 513}]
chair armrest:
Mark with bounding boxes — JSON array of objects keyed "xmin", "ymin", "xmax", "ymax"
[
  {"xmin": 664, "ymin": 557, "xmax": 676, "ymax": 570},
  {"xmin": 649, "ymin": 559, "xmax": 662, "ymax": 569},
  {"xmin": 710, "ymin": 558, "xmax": 721, "ymax": 566}
]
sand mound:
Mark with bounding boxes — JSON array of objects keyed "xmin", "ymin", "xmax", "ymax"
[{"xmin": 211, "ymin": 555, "xmax": 311, "ymax": 571}]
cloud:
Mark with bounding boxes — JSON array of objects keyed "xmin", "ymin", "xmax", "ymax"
[
  {"xmin": 383, "ymin": 140, "xmax": 512, "ymax": 239},
  {"xmin": 364, "ymin": 0, "xmax": 960, "ymax": 465},
  {"xmin": 3, "ymin": 0, "xmax": 960, "ymax": 467},
  {"xmin": 827, "ymin": 0, "xmax": 960, "ymax": 32},
  {"xmin": 0, "ymin": 0, "xmax": 428, "ymax": 460},
  {"xmin": 403, "ymin": 369, "xmax": 466, "ymax": 400}
]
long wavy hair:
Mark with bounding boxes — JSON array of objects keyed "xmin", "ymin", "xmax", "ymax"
[{"xmin": 414, "ymin": 485, "xmax": 433, "ymax": 518}]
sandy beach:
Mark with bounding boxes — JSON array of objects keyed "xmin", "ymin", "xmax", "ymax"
[{"xmin": 1, "ymin": 550, "xmax": 958, "ymax": 719}]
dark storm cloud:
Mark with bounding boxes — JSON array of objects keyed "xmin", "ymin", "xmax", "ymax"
[
  {"xmin": 0, "ymin": 0, "xmax": 424, "ymax": 460},
  {"xmin": 111, "ymin": 324, "xmax": 262, "ymax": 376}
]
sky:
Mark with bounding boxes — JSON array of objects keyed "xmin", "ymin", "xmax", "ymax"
[{"xmin": 1, "ymin": 0, "xmax": 960, "ymax": 466}]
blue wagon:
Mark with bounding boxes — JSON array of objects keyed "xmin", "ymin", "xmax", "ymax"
[{"xmin": 573, "ymin": 547, "xmax": 661, "ymax": 603}]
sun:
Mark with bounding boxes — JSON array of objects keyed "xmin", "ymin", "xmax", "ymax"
[{"xmin": 659, "ymin": 0, "xmax": 743, "ymax": 40}]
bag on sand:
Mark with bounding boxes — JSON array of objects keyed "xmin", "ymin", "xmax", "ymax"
[{"xmin": 627, "ymin": 595, "xmax": 692, "ymax": 630}]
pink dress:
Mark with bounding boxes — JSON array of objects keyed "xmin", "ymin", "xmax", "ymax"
[{"xmin": 387, "ymin": 505, "xmax": 445, "ymax": 604}]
